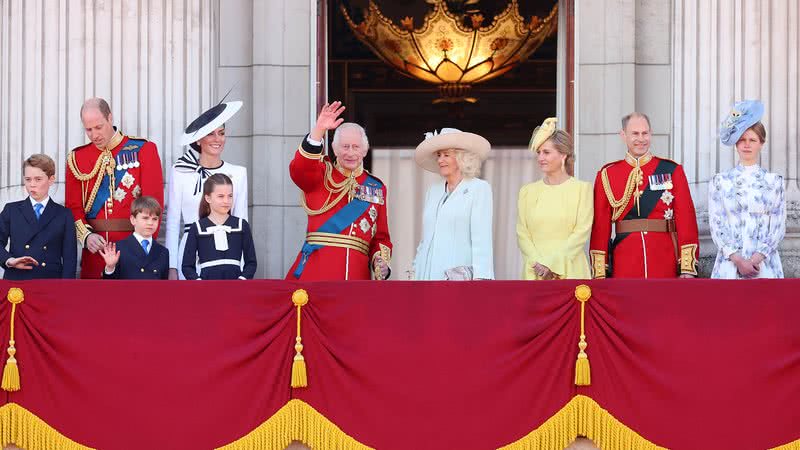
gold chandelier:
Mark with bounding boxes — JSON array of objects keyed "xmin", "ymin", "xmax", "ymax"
[{"xmin": 342, "ymin": 0, "xmax": 558, "ymax": 103}]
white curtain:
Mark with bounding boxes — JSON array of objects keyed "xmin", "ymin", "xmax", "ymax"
[{"xmin": 372, "ymin": 147, "xmax": 543, "ymax": 280}]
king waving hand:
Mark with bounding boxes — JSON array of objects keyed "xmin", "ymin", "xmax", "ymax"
[{"xmin": 286, "ymin": 101, "xmax": 392, "ymax": 281}]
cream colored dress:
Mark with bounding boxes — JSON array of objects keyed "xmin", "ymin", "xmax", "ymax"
[{"xmin": 516, "ymin": 177, "xmax": 593, "ymax": 280}]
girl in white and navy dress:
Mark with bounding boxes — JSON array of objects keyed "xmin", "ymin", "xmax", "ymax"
[
  {"xmin": 166, "ymin": 101, "xmax": 248, "ymax": 279},
  {"xmin": 182, "ymin": 174, "xmax": 257, "ymax": 280}
]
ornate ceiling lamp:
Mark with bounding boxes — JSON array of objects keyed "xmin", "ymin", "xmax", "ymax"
[{"xmin": 341, "ymin": 0, "xmax": 558, "ymax": 103}]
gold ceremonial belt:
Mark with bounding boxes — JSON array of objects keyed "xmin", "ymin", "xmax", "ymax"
[{"xmin": 306, "ymin": 232, "xmax": 369, "ymax": 255}]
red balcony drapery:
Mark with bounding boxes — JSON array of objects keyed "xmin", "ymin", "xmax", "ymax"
[{"xmin": 0, "ymin": 279, "xmax": 797, "ymax": 450}]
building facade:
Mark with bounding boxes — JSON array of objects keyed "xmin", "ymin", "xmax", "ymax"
[{"xmin": 1, "ymin": 0, "xmax": 798, "ymax": 281}]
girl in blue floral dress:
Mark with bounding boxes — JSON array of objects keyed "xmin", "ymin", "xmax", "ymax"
[{"xmin": 709, "ymin": 100, "xmax": 785, "ymax": 279}]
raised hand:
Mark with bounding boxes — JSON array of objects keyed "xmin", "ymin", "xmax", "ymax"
[
  {"xmin": 6, "ymin": 256, "xmax": 38, "ymax": 270},
  {"xmin": 98, "ymin": 242, "xmax": 120, "ymax": 271},
  {"xmin": 310, "ymin": 101, "xmax": 346, "ymax": 141}
]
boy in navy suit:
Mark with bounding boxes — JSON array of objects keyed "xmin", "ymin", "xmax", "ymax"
[
  {"xmin": 0, "ymin": 154, "xmax": 77, "ymax": 279},
  {"xmin": 99, "ymin": 196, "xmax": 169, "ymax": 279}
]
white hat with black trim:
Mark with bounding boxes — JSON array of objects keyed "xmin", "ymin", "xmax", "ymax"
[{"xmin": 179, "ymin": 101, "xmax": 243, "ymax": 147}]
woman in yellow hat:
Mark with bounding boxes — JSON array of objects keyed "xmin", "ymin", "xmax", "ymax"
[{"xmin": 516, "ymin": 118, "xmax": 592, "ymax": 280}]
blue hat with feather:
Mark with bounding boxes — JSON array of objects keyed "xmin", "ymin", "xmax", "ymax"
[{"xmin": 719, "ymin": 100, "xmax": 764, "ymax": 146}]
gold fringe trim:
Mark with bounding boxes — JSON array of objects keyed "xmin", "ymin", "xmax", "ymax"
[
  {"xmin": 0, "ymin": 403, "xmax": 94, "ymax": 450},
  {"xmin": 498, "ymin": 395, "xmax": 665, "ymax": 450},
  {"xmin": 772, "ymin": 439, "xmax": 800, "ymax": 450},
  {"xmin": 216, "ymin": 399, "xmax": 372, "ymax": 450},
  {"xmin": 291, "ymin": 290, "xmax": 309, "ymax": 388}
]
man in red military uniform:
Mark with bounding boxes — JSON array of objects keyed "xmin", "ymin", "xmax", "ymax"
[
  {"xmin": 589, "ymin": 112, "xmax": 699, "ymax": 278},
  {"xmin": 287, "ymin": 101, "xmax": 392, "ymax": 280},
  {"xmin": 65, "ymin": 98, "xmax": 164, "ymax": 278}
]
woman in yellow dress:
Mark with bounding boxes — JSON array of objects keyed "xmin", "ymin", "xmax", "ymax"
[{"xmin": 516, "ymin": 118, "xmax": 593, "ymax": 280}]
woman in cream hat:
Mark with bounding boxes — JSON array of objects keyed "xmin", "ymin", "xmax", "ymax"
[
  {"xmin": 412, "ymin": 128, "xmax": 494, "ymax": 280},
  {"xmin": 709, "ymin": 100, "xmax": 785, "ymax": 279},
  {"xmin": 165, "ymin": 100, "xmax": 248, "ymax": 279},
  {"xmin": 516, "ymin": 118, "xmax": 592, "ymax": 280}
]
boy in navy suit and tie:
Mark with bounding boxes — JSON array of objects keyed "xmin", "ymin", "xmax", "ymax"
[
  {"xmin": 0, "ymin": 154, "xmax": 77, "ymax": 279},
  {"xmin": 99, "ymin": 196, "xmax": 169, "ymax": 279}
]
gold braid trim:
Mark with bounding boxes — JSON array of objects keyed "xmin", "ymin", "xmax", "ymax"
[
  {"xmin": 590, "ymin": 250, "xmax": 607, "ymax": 279},
  {"xmin": 67, "ymin": 149, "xmax": 116, "ymax": 214},
  {"xmin": 498, "ymin": 395, "xmax": 665, "ymax": 450},
  {"xmin": 74, "ymin": 220, "xmax": 93, "ymax": 245},
  {"xmin": 0, "ymin": 403, "xmax": 94, "ymax": 449},
  {"xmin": 680, "ymin": 243, "xmax": 698, "ymax": 275},
  {"xmin": 301, "ymin": 161, "xmax": 360, "ymax": 216},
  {"xmin": 601, "ymin": 166, "xmax": 642, "ymax": 222},
  {"xmin": 216, "ymin": 399, "xmax": 372, "ymax": 450}
]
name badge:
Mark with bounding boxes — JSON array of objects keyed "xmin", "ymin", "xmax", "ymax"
[{"xmin": 649, "ymin": 173, "xmax": 673, "ymax": 191}]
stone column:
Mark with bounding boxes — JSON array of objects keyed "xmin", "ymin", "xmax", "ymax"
[
  {"xmin": 574, "ymin": 0, "xmax": 673, "ymax": 181},
  {"xmin": 673, "ymin": 0, "xmax": 800, "ymax": 276},
  {"xmin": 0, "ymin": 0, "xmax": 216, "ymax": 278},
  {"xmin": 217, "ymin": 0, "xmax": 316, "ymax": 279}
]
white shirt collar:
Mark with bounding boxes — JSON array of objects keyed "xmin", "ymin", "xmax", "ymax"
[
  {"xmin": 29, "ymin": 196, "xmax": 50, "ymax": 209},
  {"xmin": 133, "ymin": 232, "xmax": 152, "ymax": 247}
]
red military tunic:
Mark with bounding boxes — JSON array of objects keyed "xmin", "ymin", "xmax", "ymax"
[
  {"xmin": 286, "ymin": 137, "xmax": 392, "ymax": 280},
  {"xmin": 589, "ymin": 151, "xmax": 699, "ymax": 278},
  {"xmin": 65, "ymin": 130, "xmax": 164, "ymax": 278}
]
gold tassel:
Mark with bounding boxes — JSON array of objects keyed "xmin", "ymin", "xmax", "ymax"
[
  {"xmin": 291, "ymin": 289, "xmax": 309, "ymax": 388},
  {"xmin": 2, "ymin": 287, "xmax": 24, "ymax": 392},
  {"xmin": 574, "ymin": 285, "xmax": 592, "ymax": 386}
]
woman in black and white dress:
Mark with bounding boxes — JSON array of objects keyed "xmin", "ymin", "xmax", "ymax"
[{"xmin": 166, "ymin": 101, "xmax": 249, "ymax": 279}]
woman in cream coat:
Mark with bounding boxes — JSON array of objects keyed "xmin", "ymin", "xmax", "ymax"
[{"xmin": 412, "ymin": 128, "xmax": 494, "ymax": 280}]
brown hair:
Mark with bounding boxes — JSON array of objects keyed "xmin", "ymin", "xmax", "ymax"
[
  {"xmin": 131, "ymin": 196, "xmax": 162, "ymax": 218},
  {"xmin": 23, "ymin": 154, "xmax": 56, "ymax": 178},
  {"xmin": 747, "ymin": 121, "xmax": 767, "ymax": 143},
  {"xmin": 198, "ymin": 173, "xmax": 233, "ymax": 219},
  {"xmin": 541, "ymin": 130, "xmax": 575, "ymax": 176}
]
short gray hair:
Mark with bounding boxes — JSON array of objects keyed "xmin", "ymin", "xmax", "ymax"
[
  {"xmin": 80, "ymin": 97, "xmax": 112, "ymax": 120},
  {"xmin": 332, "ymin": 122, "xmax": 369, "ymax": 151},
  {"xmin": 621, "ymin": 112, "xmax": 651, "ymax": 131},
  {"xmin": 454, "ymin": 149, "xmax": 482, "ymax": 179}
]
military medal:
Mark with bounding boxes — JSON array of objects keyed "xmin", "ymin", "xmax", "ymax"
[
  {"xmin": 132, "ymin": 151, "xmax": 140, "ymax": 168},
  {"xmin": 649, "ymin": 173, "xmax": 673, "ymax": 191}
]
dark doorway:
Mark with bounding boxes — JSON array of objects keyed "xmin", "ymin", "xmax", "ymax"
[{"xmin": 324, "ymin": 0, "xmax": 566, "ymax": 155}]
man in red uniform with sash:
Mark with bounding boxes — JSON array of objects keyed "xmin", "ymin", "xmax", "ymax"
[
  {"xmin": 287, "ymin": 101, "xmax": 392, "ymax": 280},
  {"xmin": 65, "ymin": 98, "xmax": 164, "ymax": 278},
  {"xmin": 589, "ymin": 112, "xmax": 699, "ymax": 278}
]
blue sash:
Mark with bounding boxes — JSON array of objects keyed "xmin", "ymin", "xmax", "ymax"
[
  {"xmin": 293, "ymin": 174, "xmax": 382, "ymax": 278},
  {"xmin": 87, "ymin": 139, "xmax": 145, "ymax": 218}
]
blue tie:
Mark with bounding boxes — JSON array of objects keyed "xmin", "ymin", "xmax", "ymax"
[
  {"xmin": 141, "ymin": 240, "xmax": 150, "ymax": 255},
  {"xmin": 33, "ymin": 203, "xmax": 43, "ymax": 220}
]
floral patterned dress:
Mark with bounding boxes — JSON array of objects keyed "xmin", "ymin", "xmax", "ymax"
[{"xmin": 708, "ymin": 164, "xmax": 785, "ymax": 278}]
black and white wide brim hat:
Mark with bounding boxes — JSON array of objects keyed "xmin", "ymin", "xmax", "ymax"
[{"xmin": 179, "ymin": 101, "xmax": 243, "ymax": 147}]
